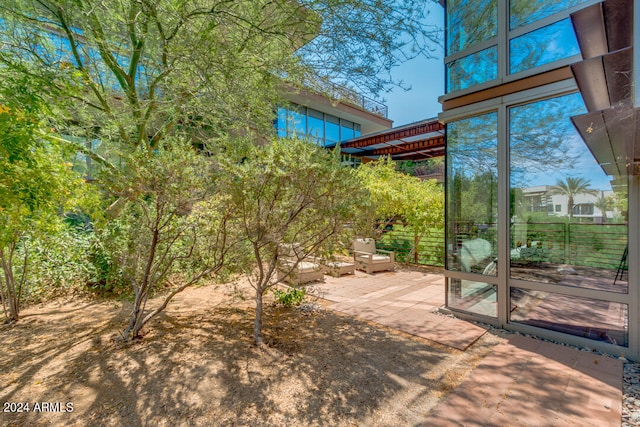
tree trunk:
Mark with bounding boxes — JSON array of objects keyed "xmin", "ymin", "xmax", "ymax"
[
  {"xmin": 0, "ymin": 248, "xmax": 19, "ymax": 322},
  {"xmin": 254, "ymin": 287, "xmax": 264, "ymax": 346},
  {"xmin": 124, "ymin": 284, "xmax": 148, "ymax": 339},
  {"xmin": 124, "ymin": 224, "xmax": 160, "ymax": 340}
]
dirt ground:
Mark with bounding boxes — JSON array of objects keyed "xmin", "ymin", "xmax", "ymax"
[{"xmin": 0, "ymin": 276, "xmax": 502, "ymax": 427}]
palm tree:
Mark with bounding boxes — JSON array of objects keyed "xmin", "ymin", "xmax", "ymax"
[
  {"xmin": 550, "ymin": 177, "xmax": 599, "ymax": 220},
  {"xmin": 593, "ymin": 195, "xmax": 614, "ymax": 223}
]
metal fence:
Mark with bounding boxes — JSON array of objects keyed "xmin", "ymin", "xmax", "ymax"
[
  {"xmin": 511, "ymin": 222, "xmax": 627, "ymax": 270},
  {"xmin": 375, "ymin": 223, "xmax": 445, "ymax": 267},
  {"xmin": 375, "ymin": 221, "xmax": 628, "ymax": 271}
]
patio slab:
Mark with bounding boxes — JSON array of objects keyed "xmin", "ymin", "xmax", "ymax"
[
  {"xmin": 424, "ymin": 334, "xmax": 622, "ymax": 426},
  {"xmin": 308, "ymin": 267, "xmax": 623, "ymax": 426},
  {"xmin": 309, "ymin": 269, "xmax": 487, "ymax": 350}
]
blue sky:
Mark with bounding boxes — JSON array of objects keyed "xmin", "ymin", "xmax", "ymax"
[{"xmin": 383, "ymin": 3, "xmax": 445, "ymax": 126}]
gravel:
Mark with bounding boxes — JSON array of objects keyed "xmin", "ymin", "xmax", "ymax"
[{"xmin": 623, "ymin": 361, "xmax": 640, "ymax": 426}]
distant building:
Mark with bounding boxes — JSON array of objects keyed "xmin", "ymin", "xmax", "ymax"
[
  {"xmin": 519, "ymin": 186, "xmax": 616, "ymax": 223},
  {"xmin": 276, "ymin": 85, "xmax": 392, "ymax": 147}
]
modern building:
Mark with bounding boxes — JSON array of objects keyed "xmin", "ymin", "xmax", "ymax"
[
  {"xmin": 439, "ymin": 0, "xmax": 639, "ymax": 359},
  {"xmin": 276, "ymin": 85, "xmax": 393, "ymax": 147},
  {"xmin": 519, "ymin": 185, "xmax": 618, "ymax": 223}
]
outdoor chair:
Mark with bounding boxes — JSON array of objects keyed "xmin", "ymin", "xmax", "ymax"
[
  {"xmin": 276, "ymin": 243, "xmax": 324, "ymax": 285},
  {"xmin": 353, "ymin": 238, "xmax": 395, "ymax": 274}
]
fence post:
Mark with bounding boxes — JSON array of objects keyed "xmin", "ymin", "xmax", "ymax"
[{"xmin": 564, "ymin": 222, "xmax": 570, "ymax": 264}]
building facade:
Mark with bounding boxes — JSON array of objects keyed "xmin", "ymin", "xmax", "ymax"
[
  {"xmin": 276, "ymin": 86, "xmax": 393, "ymax": 147},
  {"xmin": 440, "ymin": 0, "xmax": 639, "ymax": 359}
]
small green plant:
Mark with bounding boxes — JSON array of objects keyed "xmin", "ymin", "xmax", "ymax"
[{"xmin": 273, "ymin": 287, "xmax": 306, "ymax": 307}]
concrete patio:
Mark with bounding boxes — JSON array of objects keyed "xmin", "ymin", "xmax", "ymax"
[{"xmin": 307, "ymin": 266, "xmax": 623, "ymax": 426}]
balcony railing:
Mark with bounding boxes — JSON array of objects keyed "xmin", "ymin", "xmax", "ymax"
[{"xmin": 306, "ymin": 78, "xmax": 389, "ymax": 119}]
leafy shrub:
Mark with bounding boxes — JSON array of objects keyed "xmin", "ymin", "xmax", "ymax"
[
  {"xmin": 15, "ymin": 226, "xmax": 94, "ymax": 303},
  {"xmin": 273, "ymin": 287, "xmax": 306, "ymax": 307}
]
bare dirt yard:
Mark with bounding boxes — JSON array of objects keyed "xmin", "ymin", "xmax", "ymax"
[{"xmin": 1, "ymin": 274, "xmax": 503, "ymax": 427}]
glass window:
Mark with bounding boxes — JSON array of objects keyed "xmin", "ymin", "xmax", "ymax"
[
  {"xmin": 509, "ymin": 19, "xmax": 579, "ymax": 74},
  {"xmin": 446, "ymin": 0, "xmax": 497, "ymax": 55},
  {"xmin": 276, "ymin": 107, "xmax": 287, "ymax": 138},
  {"xmin": 510, "ymin": 0, "xmax": 588, "ymax": 29},
  {"xmin": 308, "ymin": 108, "xmax": 325, "ymax": 145},
  {"xmin": 511, "ymin": 287, "xmax": 628, "ymax": 346},
  {"xmin": 446, "ymin": 112, "xmax": 498, "ymax": 276},
  {"xmin": 325, "ymin": 115, "xmax": 340, "ymax": 144},
  {"xmin": 448, "ymin": 278, "xmax": 497, "ymax": 317},
  {"xmin": 355, "ymin": 123, "xmax": 361, "ymax": 137},
  {"xmin": 509, "ymin": 93, "xmax": 628, "ymax": 295},
  {"xmin": 341, "ymin": 119, "xmax": 355, "ymax": 141},
  {"xmin": 447, "ymin": 46, "xmax": 498, "ymax": 93},
  {"xmin": 289, "ymin": 106, "xmax": 307, "ymax": 138}
]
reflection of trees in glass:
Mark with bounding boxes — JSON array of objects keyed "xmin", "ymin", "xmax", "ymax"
[
  {"xmin": 448, "ymin": 112, "xmax": 498, "ymax": 176},
  {"xmin": 509, "ymin": 0, "xmax": 587, "ymax": 29},
  {"xmin": 447, "ymin": 46, "xmax": 498, "ymax": 92},
  {"xmin": 509, "ymin": 93, "xmax": 585, "ymax": 186},
  {"xmin": 447, "ymin": 112, "xmax": 498, "ymax": 271},
  {"xmin": 449, "ymin": 172, "xmax": 498, "ymax": 225},
  {"xmin": 550, "ymin": 177, "xmax": 598, "ymax": 220},
  {"xmin": 509, "ymin": 19, "xmax": 579, "ymax": 74},
  {"xmin": 446, "ymin": 0, "xmax": 497, "ymax": 55}
]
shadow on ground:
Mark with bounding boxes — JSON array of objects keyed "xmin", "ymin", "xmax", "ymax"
[{"xmin": 0, "ymin": 285, "xmax": 499, "ymax": 427}]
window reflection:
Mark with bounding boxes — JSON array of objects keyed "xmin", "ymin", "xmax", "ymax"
[
  {"xmin": 446, "ymin": 112, "xmax": 498, "ymax": 276},
  {"xmin": 510, "ymin": 0, "xmax": 588, "ymax": 29},
  {"xmin": 511, "ymin": 288, "xmax": 628, "ymax": 346},
  {"xmin": 446, "ymin": 0, "xmax": 497, "ymax": 55},
  {"xmin": 277, "ymin": 107, "xmax": 287, "ymax": 138},
  {"xmin": 290, "ymin": 107, "xmax": 307, "ymax": 138},
  {"xmin": 447, "ymin": 46, "xmax": 498, "ymax": 93},
  {"xmin": 308, "ymin": 108, "xmax": 325, "ymax": 144},
  {"xmin": 325, "ymin": 115, "xmax": 340, "ymax": 144},
  {"xmin": 509, "ymin": 94, "xmax": 628, "ymax": 294},
  {"xmin": 341, "ymin": 119, "xmax": 355, "ymax": 141},
  {"xmin": 448, "ymin": 278, "xmax": 497, "ymax": 317},
  {"xmin": 275, "ymin": 104, "xmax": 360, "ymax": 147},
  {"xmin": 509, "ymin": 19, "xmax": 579, "ymax": 74}
]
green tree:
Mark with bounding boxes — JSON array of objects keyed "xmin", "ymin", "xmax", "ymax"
[
  {"xmin": 0, "ymin": 76, "xmax": 83, "ymax": 322},
  {"xmin": 593, "ymin": 195, "xmax": 614, "ymax": 223},
  {"xmin": 102, "ymin": 140, "xmax": 237, "ymax": 340},
  {"xmin": 550, "ymin": 177, "xmax": 599, "ymax": 220},
  {"xmin": 355, "ymin": 157, "xmax": 444, "ymax": 234},
  {"xmin": 0, "ymin": 0, "xmax": 440, "ymax": 335},
  {"xmin": 0, "ymin": 0, "xmax": 440, "ymax": 155},
  {"xmin": 355, "ymin": 157, "xmax": 444, "ymax": 262},
  {"xmin": 218, "ymin": 137, "xmax": 366, "ymax": 346}
]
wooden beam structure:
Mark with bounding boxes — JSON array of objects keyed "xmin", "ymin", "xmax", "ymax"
[{"xmin": 338, "ymin": 118, "xmax": 445, "ymax": 161}]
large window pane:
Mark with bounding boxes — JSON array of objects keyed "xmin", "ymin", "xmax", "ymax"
[
  {"xmin": 446, "ymin": 112, "xmax": 498, "ymax": 275},
  {"xmin": 510, "ymin": 0, "xmax": 588, "ymax": 29},
  {"xmin": 341, "ymin": 119, "xmax": 355, "ymax": 141},
  {"xmin": 509, "ymin": 93, "xmax": 628, "ymax": 294},
  {"xmin": 276, "ymin": 107, "xmax": 287, "ymax": 138},
  {"xmin": 289, "ymin": 106, "xmax": 307, "ymax": 138},
  {"xmin": 325, "ymin": 115, "xmax": 340, "ymax": 144},
  {"xmin": 511, "ymin": 287, "xmax": 628, "ymax": 346},
  {"xmin": 447, "ymin": 46, "xmax": 498, "ymax": 93},
  {"xmin": 448, "ymin": 278, "xmax": 497, "ymax": 317},
  {"xmin": 509, "ymin": 19, "xmax": 579, "ymax": 74},
  {"xmin": 308, "ymin": 108, "xmax": 325, "ymax": 145},
  {"xmin": 446, "ymin": 0, "xmax": 497, "ymax": 55}
]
